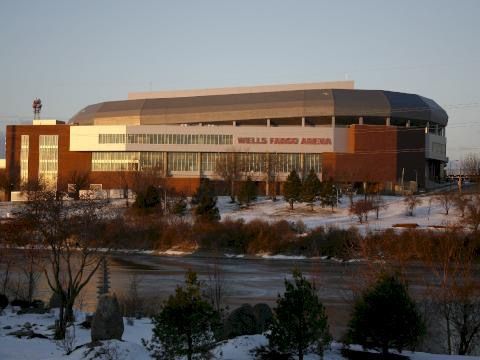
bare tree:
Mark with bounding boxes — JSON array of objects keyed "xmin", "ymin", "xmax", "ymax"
[
  {"xmin": 404, "ymin": 194, "xmax": 422, "ymax": 216},
  {"xmin": 66, "ymin": 170, "xmax": 91, "ymax": 200},
  {"xmin": 264, "ymin": 153, "xmax": 281, "ymax": 200},
  {"xmin": 205, "ymin": 261, "xmax": 228, "ymax": 315},
  {"xmin": 371, "ymin": 194, "xmax": 388, "ymax": 219},
  {"xmin": 418, "ymin": 232, "xmax": 480, "ymax": 355},
  {"xmin": 464, "ymin": 194, "xmax": 480, "ymax": 232},
  {"xmin": 454, "ymin": 193, "xmax": 469, "ymax": 218},
  {"xmin": 215, "ymin": 152, "xmax": 242, "ymax": 203},
  {"xmin": 21, "ymin": 188, "xmax": 112, "ymax": 339},
  {"xmin": 350, "ymin": 199, "xmax": 374, "ymax": 223},
  {"xmin": 461, "ymin": 153, "xmax": 480, "ymax": 181},
  {"xmin": 436, "ymin": 191, "xmax": 455, "ymax": 215}
]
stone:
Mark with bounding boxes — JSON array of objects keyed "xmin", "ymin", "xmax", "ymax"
[
  {"xmin": 223, "ymin": 304, "xmax": 258, "ymax": 339},
  {"xmin": 253, "ymin": 303, "xmax": 273, "ymax": 333},
  {"xmin": 91, "ymin": 293, "xmax": 124, "ymax": 341},
  {"xmin": 23, "ymin": 322, "xmax": 32, "ymax": 329},
  {"xmin": 3, "ymin": 325, "xmax": 12, "ymax": 330},
  {"xmin": 0, "ymin": 293, "xmax": 8, "ymax": 311}
]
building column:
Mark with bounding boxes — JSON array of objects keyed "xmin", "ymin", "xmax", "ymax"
[
  {"xmin": 425, "ymin": 121, "xmax": 430, "ymax": 134},
  {"xmin": 386, "ymin": 117, "xmax": 390, "ymax": 126},
  {"xmin": 301, "ymin": 117, "xmax": 305, "ymax": 127},
  {"xmin": 197, "ymin": 152, "xmax": 201, "ymax": 177},
  {"xmin": 406, "ymin": 120, "xmax": 410, "ymax": 128},
  {"xmin": 163, "ymin": 152, "xmax": 168, "ymax": 176},
  {"xmin": 331, "ymin": 116, "xmax": 336, "ymax": 128},
  {"xmin": 359, "ymin": 116, "xmax": 363, "ymax": 125},
  {"xmin": 267, "ymin": 118, "xmax": 271, "ymax": 127},
  {"xmin": 233, "ymin": 121, "xmax": 237, "ymax": 126}
]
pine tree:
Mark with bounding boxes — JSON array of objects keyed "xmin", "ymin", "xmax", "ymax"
[
  {"xmin": 146, "ymin": 270, "xmax": 220, "ymax": 360},
  {"xmin": 192, "ymin": 179, "xmax": 220, "ymax": 222},
  {"xmin": 301, "ymin": 169, "xmax": 322, "ymax": 210},
  {"xmin": 347, "ymin": 273, "xmax": 425, "ymax": 356},
  {"xmin": 238, "ymin": 176, "xmax": 257, "ymax": 206},
  {"xmin": 320, "ymin": 179, "xmax": 337, "ymax": 211},
  {"xmin": 268, "ymin": 270, "xmax": 331, "ymax": 360},
  {"xmin": 283, "ymin": 170, "xmax": 302, "ymax": 210}
]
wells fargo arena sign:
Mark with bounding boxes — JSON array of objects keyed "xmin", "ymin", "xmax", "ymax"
[{"xmin": 237, "ymin": 137, "xmax": 332, "ymax": 145}]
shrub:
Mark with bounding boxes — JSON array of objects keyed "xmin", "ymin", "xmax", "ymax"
[
  {"xmin": 347, "ymin": 273, "xmax": 425, "ymax": 356},
  {"xmin": 268, "ymin": 270, "xmax": 331, "ymax": 360},
  {"xmin": 145, "ymin": 270, "xmax": 220, "ymax": 360}
]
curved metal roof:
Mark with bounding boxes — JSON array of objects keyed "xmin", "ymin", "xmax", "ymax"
[{"xmin": 69, "ymin": 89, "xmax": 448, "ymax": 127}]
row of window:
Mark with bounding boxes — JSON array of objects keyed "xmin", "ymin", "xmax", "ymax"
[
  {"xmin": 20, "ymin": 135, "xmax": 29, "ymax": 184},
  {"xmin": 98, "ymin": 133, "xmax": 233, "ymax": 145},
  {"xmin": 91, "ymin": 152, "xmax": 323, "ymax": 173},
  {"xmin": 38, "ymin": 135, "xmax": 59, "ymax": 188}
]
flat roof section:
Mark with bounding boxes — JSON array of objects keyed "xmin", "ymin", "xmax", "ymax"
[{"xmin": 128, "ymin": 81, "xmax": 355, "ymax": 100}]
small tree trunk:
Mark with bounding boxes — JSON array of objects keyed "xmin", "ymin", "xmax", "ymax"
[
  {"xmin": 290, "ymin": 200, "xmax": 294, "ymax": 210},
  {"xmin": 56, "ymin": 303, "xmax": 66, "ymax": 339}
]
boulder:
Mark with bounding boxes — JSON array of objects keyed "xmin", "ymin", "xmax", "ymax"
[
  {"xmin": 223, "ymin": 304, "xmax": 258, "ymax": 339},
  {"xmin": 0, "ymin": 293, "xmax": 8, "ymax": 311},
  {"xmin": 253, "ymin": 303, "xmax": 273, "ymax": 333},
  {"xmin": 91, "ymin": 294, "xmax": 124, "ymax": 341}
]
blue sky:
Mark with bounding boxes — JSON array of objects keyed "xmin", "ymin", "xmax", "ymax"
[{"xmin": 1, "ymin": 0, "xmax": 479, "ymax": 160}]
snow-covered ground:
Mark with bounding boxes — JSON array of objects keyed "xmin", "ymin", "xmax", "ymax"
[
  {"xmin": 0, "ymin": 308, "xmax": 478, "ymax": 360},
  {"xmin": 0, "ymin": 192, "xmax": 466, "ymax": 237},
  {"xmin": 217, "ymin": 194, "xmax": 464, "ymax": 234}
]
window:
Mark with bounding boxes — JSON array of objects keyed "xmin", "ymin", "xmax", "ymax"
[
  {"xmin": 92, "ymin": 152, "xmax": 140, "ymax": 171},
  {"xmin": 20, "ymin": 135, "xmax": 29, "ymax": 185},
  {"xmin": 277, "ymin": 153, "xmax": 301, "ymax": 173},
  {"xmin": 39, "ymin": 135, "xmax": 59, "ymax": 188},
  {"xmin": 102, "ymin": 133, "xmax": 233, "ymax": 145},
  {"xmin": 168, "ymin": 152, "xmax": 198, "ymax": 172},
  {"xmin": 304, "ymin": 154, "xmax": 322, "ymax": 173}
]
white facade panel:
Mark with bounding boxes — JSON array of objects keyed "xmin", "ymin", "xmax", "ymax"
[
  {"xmin": 425, "ymin": 133, "xmax": 447, "ymax": 162},
  {"xmin": 71, "ymin": 124, "xmax": 350, "ymax": 154}
]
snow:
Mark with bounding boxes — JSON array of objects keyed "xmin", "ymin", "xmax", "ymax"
[
  {"xmin": 217, "ymin": 193, "xmax": 466, "ymax": 235},
  {"xmin": 1, "ymin": 308, "xmax": 478, "ymax": 359}
]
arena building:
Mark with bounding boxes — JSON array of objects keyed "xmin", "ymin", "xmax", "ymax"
[{"xmin": 5, "ymin": 81, "xmax": 448, "ymax": 197}]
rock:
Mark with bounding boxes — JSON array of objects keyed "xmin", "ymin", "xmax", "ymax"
[
  {"xmin": 23, "ymin": 322, "xmax": 32, "ymax": 329},
  {"xmin": 10, "ymin": 299, "xmax": 31, "ymax": 309},
  {"xmin": 253, "ymin": 303, "xmax": 273, "ymax": 333},
  {"xmin": 91, "ymin": 293, "xmax": 124, "ymax": 341},
  {"xmin": 0, "ymin": 293, "xmax": 8, "ymax": 311},
  {"xmin": 223, "ymin": 304, "xmax": 258, "ymax": 339},
  {"xmin": 17, "ymin": 307, "xmax": 48, "ymax": 315},
  {"xmin": 3, "ymin": 325, "xmax": 12, "ymax": 330},
  {"xmin": 7, "ymin": 329, "xmax": 48, "ymax": 339}
]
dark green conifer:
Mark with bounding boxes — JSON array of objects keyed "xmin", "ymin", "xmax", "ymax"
[
  {"xmin": 268, "ymin": 270, "xmax": 331, "ymax": 360},
  {"xmin": 301, "ymin": 169, "xmax": 322, "ymax": 210},
  {"xmin": 146, "ymin": 270, "xmax": 220, "ymax": 360},
  {"xmin": 347, "ymin": 273, "xmax": 425, "ymax": 356},
  {"xmin": 283, "ymin": 170, "xmax": 302, "ymax": 210}
]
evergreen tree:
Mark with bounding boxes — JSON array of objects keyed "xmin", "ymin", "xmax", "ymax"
[
  {"xmin": 301, "ymin": 169, "xmax": 322, "ymax": 210},
  {"xmin": 268, "ymin": 270, "xmax": 331, "ymax": 360},
  {"xmin": 320, "ymin": 179, "xmax": 337, "ymax": 211},
  {"xmin": 146, "ymin": 270, "xmax": 220, "ymax": 360},
  {"xmin": 347, "ymin": 273, "xmax": 425, "ymax": 356},
  {"xmin": 283, "ymin": 170, "xmax": 302, "ymax": 210},
  {"xmin": 238, "ymin": 176, "xmax": 257, "ymax": 206},
  {"xmin": 134, "ymin": 185, "xmax": 161, "ymax": 209},
  {"xmin": 192, "ymin": 179, "xmax": 220, "ymax": 222}
]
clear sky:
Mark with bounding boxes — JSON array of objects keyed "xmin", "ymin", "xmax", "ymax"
[{"xmin": 1, "ymin": 0, "xmax": 479, "ymax": 161}]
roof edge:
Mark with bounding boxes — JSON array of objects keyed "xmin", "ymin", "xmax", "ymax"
[{"xmin": 128, "ymin": 81, "xmax": 355, "ymax": 100}]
